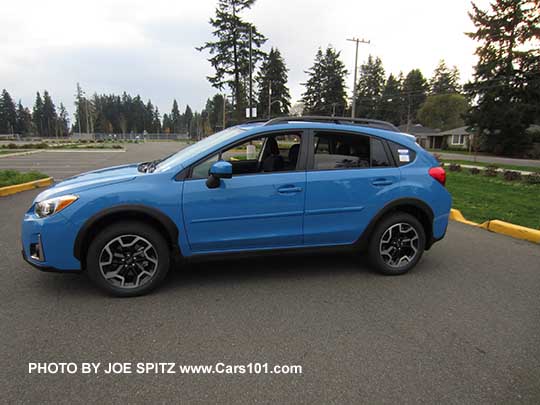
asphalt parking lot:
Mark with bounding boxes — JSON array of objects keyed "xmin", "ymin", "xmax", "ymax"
[
  {"xmin": 1, "ymin": 143, "xmax": 539, "ymax": 404},
  {"xmin": 0, "ymin": 142, "xmax": 175, "ymax": 180}
]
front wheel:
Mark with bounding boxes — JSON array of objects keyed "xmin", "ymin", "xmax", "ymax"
[
  {"xmin": 86, "ymin": 221, "xmax": 170, "ymax": 297},
  {"xmin": 368, "ymin": 212, "xmax": 426, "ymax": 275}
]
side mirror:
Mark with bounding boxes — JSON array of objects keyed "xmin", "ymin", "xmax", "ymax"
[{"xmin": 206, "ymin": 160, "xmax": 232, "ymax": 189}]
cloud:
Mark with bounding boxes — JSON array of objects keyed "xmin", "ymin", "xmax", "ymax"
[{"xmin": 1, "ymin": 0, "xmax": 491, "ymax": 118}]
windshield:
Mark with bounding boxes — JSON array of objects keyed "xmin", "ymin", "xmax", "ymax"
[{"xmin": 153, "ymin": 126, "xmax": 246, "ymax": 172}]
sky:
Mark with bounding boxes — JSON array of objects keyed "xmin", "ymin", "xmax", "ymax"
[{"xmin": 1, "ymin": 0, "xmax": 491, "ymax": 118}]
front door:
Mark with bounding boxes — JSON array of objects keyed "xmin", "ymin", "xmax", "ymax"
[{"xmin": 182, "ymin": 131, "xmax": 306, "ymax": 253}]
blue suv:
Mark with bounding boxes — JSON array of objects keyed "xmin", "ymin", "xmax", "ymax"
[{"xmin": 22, "ymin": 117, "xmax": 451, "ymax": 296}]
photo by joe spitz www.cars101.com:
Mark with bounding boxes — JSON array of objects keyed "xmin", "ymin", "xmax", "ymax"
[{"xmin": 22, "ymin": 116, "xmax": 451, "ymax": 297}]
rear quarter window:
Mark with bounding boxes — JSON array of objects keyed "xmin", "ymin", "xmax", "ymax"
[{"xmin": 388, "ymin": 141, "xmax": 416, "ymax": 166}]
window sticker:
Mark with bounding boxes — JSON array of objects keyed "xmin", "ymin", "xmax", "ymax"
[
  {"xmin": 399, "ymin": 154, "xmax": 410, "ymax": 162},
  {"xmin": 397, "ymin": 149, "xmax": 410, "ymax": 162}
]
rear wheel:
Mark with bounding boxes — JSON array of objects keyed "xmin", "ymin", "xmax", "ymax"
[
  {"xmin": 86, "ymin": 221, "xmax": 170, "ymax": 296},
  {"xmin": 368, "ymin": 212, "xmax": 425, "ymax": 275}
]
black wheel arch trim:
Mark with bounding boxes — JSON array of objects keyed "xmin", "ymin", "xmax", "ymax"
[
  {"xmin": 73, "ymin": 204, "xmax": 180, "ymax": 261},
  {"xmin": 355, "ymin": 198, "xmax": 436, "ymax": 250}
]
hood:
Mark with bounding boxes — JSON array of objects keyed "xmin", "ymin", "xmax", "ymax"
[{"xmin": 34, "ymin": 163, "xmax": 141, "ymax": 202}]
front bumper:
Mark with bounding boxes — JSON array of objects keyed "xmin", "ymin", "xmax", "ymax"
[
  {"xmin": 21, "ymin": 249, "xmax": 80, "ymax": 273},
  {"xmin": 21, "ymin": 208, "xmax": 82, "ymax": 272}
]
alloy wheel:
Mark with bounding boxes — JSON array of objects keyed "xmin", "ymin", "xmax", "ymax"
[
  {"xmin": 99, "ymin": 234, "xmax": 159, "ymax": 289},
  {"xmin": 379, "ymin": 222, "xmax": 420, "ymax": 268}
]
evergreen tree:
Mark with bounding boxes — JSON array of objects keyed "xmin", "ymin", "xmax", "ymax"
[
  {"xmin": 16, "ymin": 101, "xmax": 33, "ymax": 135},
  {"xmin": 402, "ymin": 69, "xmax": 428, "ymax": 126},
  {"xmin": 302, "ymin": 46, "xmax": 348, "ymax": 116},
  {"xmin": 197, "ymin": 0, "xmax": 267, "ymax": 123},
  {"xmin": 58, "ymin": 103, "xmax": 70, "ymax": 136},
  {"xmin": 33, "ymin": 92, "xmax": 45, "ymax": 136},
  {"xmin": 171, "ymin": 100, "xmax": 181, "ymax": 133},
  {"xmin": 152, "ymin": 107, "xmax": 162, "ymax": 133},
  {"xmin": 204, "ymin": 96, "xmax": 222, "ymax": 132},
  {"xmin": 378, "ymin": 74, "xmax": 403, "ymax": 125},
  {"xmin": 184, "ymin": 105, "xmax": 194, "ymax": 137},
  {"xmin": 0, "ymin": 89, "xmax": 17, "ymax": 134},
  {"xmin": 42, "ymin": 91, "xmax": 58, "ymax": 137},
  {"xmin": 162, "ymin": 113, "xmax": 172, "ymax": 134},
  {"xmin": 257, "ymin": 47, "xmax": 291, "ymax": 118},
  {"xmin": 465, "ymin": 0, "xmax": 540, "ymax": 155},
  {"xmin": 430, "ymin": 60, "xmax": 461, "ymax": 95},
  {"xmin": 355, "ymin": 55, "xmax": 386, "ymax": 118},
  {"xmin": 74, "ymin": 83, "xmax": 86, "ymax": 133}
]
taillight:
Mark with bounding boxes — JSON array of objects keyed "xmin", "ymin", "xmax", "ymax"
[{"xmin": 429, "ymin": 166, "xmax": 446, "ymax": 186}]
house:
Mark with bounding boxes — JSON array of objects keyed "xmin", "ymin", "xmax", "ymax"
[
  {"xmin": 399, "ymin": 124, "xmax": 474, "ymax": 150},
  {"xmin": 438, "ymin": 126, "xmax": 473, "ymax": 149},
  {"xmin": 398, "ymin": 124, "xmax": 441, "ymax": 149}
]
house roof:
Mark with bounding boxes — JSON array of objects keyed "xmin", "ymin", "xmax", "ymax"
[
  {"xmin": 438, "ymin": 126, "xmax": 472, "ymax": 136},
  {"xmin": 398, "ymin": 124, "xmax": 441, "ymax": 136}
]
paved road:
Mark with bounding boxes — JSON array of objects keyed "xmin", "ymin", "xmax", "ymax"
[
  {"xmin": 439, "ymin": 152, "xmax": 540, "ymax": 168},
  {"xmin": 1, "ymin": 144, "xmax": 539, "ymax": 404}
]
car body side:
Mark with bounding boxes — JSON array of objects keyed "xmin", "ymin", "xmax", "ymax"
[{"xmin": 21, "ymin": 122, "xmax": 451, "ymax": 272}]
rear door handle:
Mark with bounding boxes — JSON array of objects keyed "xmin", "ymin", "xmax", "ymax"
[
  {"xmin": 277, "ymin": 185, "xmax": 303, "ymax": 194},
  {"xmin": 371, "ymin": 178, "xmax": 393, "ymax": 186}
]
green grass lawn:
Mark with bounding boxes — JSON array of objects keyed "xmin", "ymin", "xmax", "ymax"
[
  {"xmin": 0, "ymin": 150, "xmax": 26, "ymax": 155},
  {"xmin": 446, "ymin": 171, "xmax": 540, "ymax": 229},
  {"xmin": 0, "ymin": 170, "xmax": 49, "ymax": 188},
  {"xmin": 442, "ymin": 159, "xmax": 540, "ymax": 173}
]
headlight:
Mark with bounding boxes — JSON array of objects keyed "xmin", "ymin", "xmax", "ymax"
[{"xmin": 34, "ymin": 195, "xmax": 78, "ymax": 218}]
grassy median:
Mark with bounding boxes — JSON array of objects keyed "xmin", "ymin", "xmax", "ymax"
[
  {"xmin": 446, "ymin": 171, "xmax": 540, "ymax": 229},
  {"xmin": 442, "ymin": 159, "xmax": 540, "ymax": 173},
  {"xmin": 0, "ymin": 170, "xmax": 49, "ymax": 188}
]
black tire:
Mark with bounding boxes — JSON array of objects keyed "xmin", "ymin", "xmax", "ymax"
[
  {"xmin": 368, "ymin": 212, "xmax": 426, "ymax": 275},
  {"xmin": 86, "ymin": 221, "xmax": 170, "ymax": 297}
]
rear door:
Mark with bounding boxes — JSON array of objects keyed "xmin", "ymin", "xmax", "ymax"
[{"xmin": 303, "ymin": 130, "xmax": 400, "ymax": 245}]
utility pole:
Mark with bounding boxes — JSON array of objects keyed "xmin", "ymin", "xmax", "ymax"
[
  {"xmin": 268, "ymin": 84, "xmax": 272, "ymax": 119},
  {"xmin": 249, "ymin": 24, "xmax": 253, "ymax": 119},
  {"xmin": 347, "ymin": 37, "xmax": 370, "ymax": 118},
  {"xmin": 222, "ymin": 93, "xmax": 226, "ymax": 130}
]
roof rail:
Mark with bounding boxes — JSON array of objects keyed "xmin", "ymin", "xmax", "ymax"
[{"xmin": 264, "ymin": 116, "xmax": 400, "ymax": 132}]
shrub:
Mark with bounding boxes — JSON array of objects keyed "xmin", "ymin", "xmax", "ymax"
[
  {"xmin": 448, "ymin": 163, "xmax": 462, "ymax": 172},
  {"xmin": 503, "ymin": 170, "xmax": 522, "ymax": 181},
  {"xmin": 7, "ymin": 143, "xmax": 18, "ymax": 149},
  {"xmin": 112, "ymin": 144, "xmax": 123, "ymax": 149},
  {"xmin": 484, "ymin": 166, "xmax": 499, "ymax": 177},
  {"xmin": 524, "ymin": 173, "xmax": 540, "ymax": 184},
  {"xmin": 469, "ymin": 167, "xmax": 480, "ymax": 175}
]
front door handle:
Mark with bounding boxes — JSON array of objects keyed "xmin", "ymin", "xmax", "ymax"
[
  {"xmin": 277, "ymin": 185, "xmax": 303, "ymax": 194},
  {"xmin": 371, "ymin": 178, "xmax": 393, "ymax": 186}
]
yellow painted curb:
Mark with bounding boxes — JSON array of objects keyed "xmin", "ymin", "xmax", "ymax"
[
  {"xmin": 484, "ymin": 220, "xmax": 540, "ymax": 244},
  {"xmin": 449, "ymin": 208, "xmax": 540, "ymax": 244},
  {"xmin": 0, "ymin": 177, "xmax": 53, "ymax": 197}
]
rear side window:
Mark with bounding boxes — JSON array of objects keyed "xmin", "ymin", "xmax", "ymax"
[
  {"xmin": 370, "ymin": 138, "xmax": 391, "ymax": 167},
  {"xmin": 388, "ymin": 141, "xmax": 416, "ymax": 166},
  {"xmin": 313, "ymin": 132, "xmax": 370, "ymax": 170}
]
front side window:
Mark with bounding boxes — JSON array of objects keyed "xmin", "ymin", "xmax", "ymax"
[
  {"xmin": 313, "ymin": 132, "xmax": 370, "ymax": 170},
  {"xmin": 190, "ymin": 132, "xmax": 302, "ymax": 179}
]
